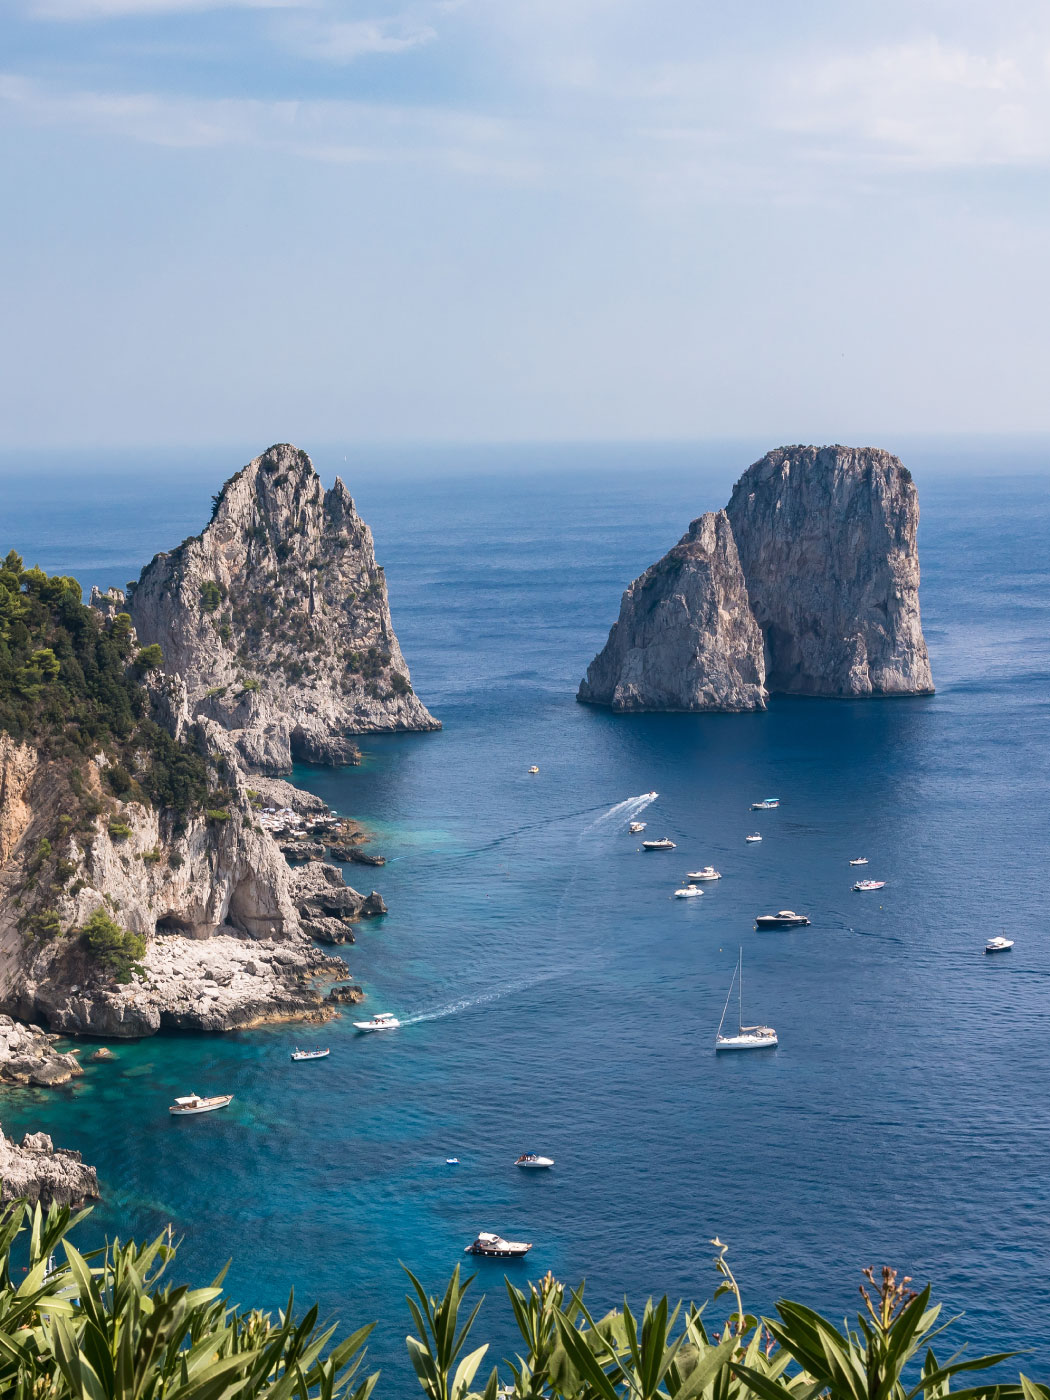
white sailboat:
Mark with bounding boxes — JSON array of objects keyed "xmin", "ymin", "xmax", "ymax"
[{"xmin": 715, "ymin": 950, "xmax": 777, "ymax": 1051}]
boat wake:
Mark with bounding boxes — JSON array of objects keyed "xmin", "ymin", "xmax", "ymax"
[
  {"xmin": 583, "ymin": 791, "xmax": 657, "ymax": 834},
  {"xmin": 398, "ymin": 969, "xmax": 565, "ymax": 1027}
]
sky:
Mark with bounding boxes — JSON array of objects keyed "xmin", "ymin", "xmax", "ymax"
[{"xmin": 2, "ymin": 0, "xmax": 1050, "ymax": 448}]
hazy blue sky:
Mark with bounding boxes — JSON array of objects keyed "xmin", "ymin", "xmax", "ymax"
[{"xmin": 3, "ymin": 0, "xmax": 1049, "ymax": 448}]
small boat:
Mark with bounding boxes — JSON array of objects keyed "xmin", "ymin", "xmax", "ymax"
[
  {"xmin": 528, "ymin": 766, "xmax": 539, "ymax": 774},
  {"xmin": 686, "ymin": 866, "xmax": 721, "ymax": 881},
  {"xmin": 745, "ymin": 833, "xmax": 762, "ymax": 843},
  {"xmin": 642, "ymin": 838, "xmax": 676, "ymax": 851},
  {"xmin": 852, "ymin": 879, "xmax": 885, "ymax": 892},
  {"xmin": 750, "ymin": 797, "xmax": 780, "ymax": 811},
  {"xmin": 645, "ymin": 791, "xmax": 658, "ymax": 799},
  {"xmin": 849, "ymin": 858, "xmax": 868, "ymax": 866},
  {"xmin": 291, "ymin": 1047, "xmax": 330, "ymax": 1061},
  {"xmin": 353, "ymin": 1012, "xmax": 401, "ymax": 1032},
  {"xmin": 674, "ymin": 884, "xmax": 703, "ymax": 898},
  {"xmin": 446, "ymin": 1157, "xmax": 460, "ymax": 1164},
  {"xmin": 715, "ymin": 949, "xmax": 777, "ymax": 1051},
  {"xmin": 515, "ymin": 1153, "xmax": 554, "ymax": 1168},
  {"xmin": 985, "ymin": 935, "xmax": 1014, "ymax": 954},
  {"xmin": 628, "ymin": 821, "xmax": 647, "ymax": 834},
  {"xmin": 755, "ymin": 910, "xmax": 810, "ymax": 928},
  {"xmin": 464, "ymin": 1232, "xmax": 532, "ymax": 1258},
  {"xmin": 169, "ymin": 1093, "xmax": 233, "ymax": 1116}
]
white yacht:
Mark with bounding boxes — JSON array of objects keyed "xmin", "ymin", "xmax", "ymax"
[
  {"xmin": 750, "ymin": 797, "xmax": 780, "ymax": 811},
  {"xmin": 291, "ymin": 1047, "xmax": 330, "ymax": 1061},
  {"xmin": 745, "ymin": 833, "xmax": 762, "ymax": 843},
  {"xmin": 674, "ymin": 884, "xmax": 703, "ymax": 898},
  {"xmin": 464, "ymin": 1232, "xmax": 532, "ymax": 1258},
  {"xmin": 686, "ymin": 866, "xmax": 721, "ymax": 881},
  {"xmin": 514, "ymin": 1153, "xmax": 554, "ymax": 1168},
  {"xmin": 642, "ymin": 838, "xmax": 676, "ymax": 851},
  {"xmin": 169, "ymin": 1093, "xmax": 233, "ymax": 1116},
  {"xmin": 528, "ymin": 765, "xmax": 539, "ymax": 774},
  {"xmin": 628, "ymin": 821, "xmax": 647, "ymax": 834},
  {"xmin": 985, "ymin": 935, "xmax": 1014, "ymax": 954},
  {"xmin": 715, "ymin": 950, "xmax": 777, "ymax": 1051},
  {"xmin": 849, "ymin": 858, "xmax": 868, "ymax": 866},
  {"xmin": 852, "ymin": 879, "xmax": 885, "ymax": 892},
  {"xmin": 353, "ymin": 1012, "xmax": 401, "ymax": 1032}
]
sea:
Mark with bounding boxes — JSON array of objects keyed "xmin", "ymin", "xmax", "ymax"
[{"xmin": 0, "ymin": 438, "xmax": 1048, "ymax": 1386}]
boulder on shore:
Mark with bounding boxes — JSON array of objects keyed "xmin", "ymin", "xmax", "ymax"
[{"xmin": 0, "ymin": 1124, "xmax": 99, "ymax": 1207}]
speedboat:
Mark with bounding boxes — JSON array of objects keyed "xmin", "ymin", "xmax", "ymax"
[
  {"xmin": 755, "ymin": 910, "xmax": 810, "ymax": 928},
  {"xmin": 674, "ymin": 884, "xmax": 703, "ymax": 898},
  {"xmin": 446, "ymin": 1157, "xmax": 460, "ymax": 1164},
  {"xmin": 852, "ymin": 879, "xmax": 885, "ymax": 892},
  {"xmin": 985, "ymin": 936, "xmax": 1014, "ymax": 954},
  {"xmin": 169, "ymin": 1093, "xmax": 233, "ymax": 1116},
  {"xmin": 464, "ymin": 1232, "xmax": 532, "ymax": 1258},
  {"xmin": 291, "ymin": 1047, "xmax": 330, "ymax": 1061},
  {"xmin": 849, "ymin": 858, "xmax": 868, "ymax": 866},
  {"xmin": 715, "ymin": 950, "xmax": 777, "ymax": 1051},
  {"xmin": 642, "ymin": 838, "xmax": 676, "ymax": 851},
  {"xmin": 628, "ymin": 821, "xmax": 647, "ymax": 833},
  {"xmin": 645, "ymin": 791, "xmax": 658, "ymax": 799},
  {"xmin": 528, "ymin": 766, "xmax": 539, "ymax": 774},
  {"xmin": 745, "ymin": 833, "xmax": 762, "ymax": 842},
  {"xmin": 353, "ymin": 1012, "xmax": 401, "ymax": 1032},
  {"xmin": 686, "ymin": 866, "xmax": 721, "ymax": 881},
  {"xmin": 750, "ymin": 798, "xmax": 780, "ymax": 811},
  {"xmin": 515, "ymin": 1153, "xmax": 554, "ymax": 1168}
]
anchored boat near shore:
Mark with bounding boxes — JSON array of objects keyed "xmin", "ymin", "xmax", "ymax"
[
  {"xmin": 291, "ymin": 1047, "xmax": 330, "ymax": 1061},
  {"xmin": 169, "ymin": 1093, "xmax": 233, "ymax": 1116},
  {"xmin": 464, "ymin": 1232, "xmax": 532, "ymax": 1257}
]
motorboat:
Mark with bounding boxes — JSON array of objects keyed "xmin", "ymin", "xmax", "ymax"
[
  {"xmin": 353, "ymin": 1012, "xmax": 401, "ymax": 1032},
  {"xmin": 755, "ymin": 910, "xmax": 810, "ymax": 928},
  {"xmin": 169, "ymin": 1093, "xmax": 233, "ymax": 1116},
  {"xmin": 464, "ymin": 1232, "xmax": 532, "ymax": 1257},
  {"xmin": 515, "ymin": 1153, "xmax": 554, "ymax": 1168},
  {"xmin": 645, "ymin": 791, "xmax": 658, "ymax": 799},
  {"xmin": 750, "ymin": 797, "xmax": 780, "ymax": 811},
  {"xmin": 985, "ymin": 936, "xmax": 1014, "ymax": 954},
  {"xmin": 528, "ymin": 766, "xmax": 539, "ymax": 774},
  {"xmin": 686, "ymin": 866, "xmax": 721, "ymax": 881},
  {"xmin": 674, "ymin": 884, "xmax": 703, "ymax": 898},
  {"xmin": 446, "ymin": 1157, "xmax": 460, "ymax": 1164},
  {"xmin": 849, "ymin": 858, "xmax": 868, "ymax": 866},
  {"xmin": 852, "ymin": 879, "xmax": 885, "ymax": 892},
  {"xmin": 715, "ymin": 949, "xmax": 777, "ymax": 1051},
  {"xmin": 290, "ymin": 1047, "xmax": 330, "ymax": 1061},
  {"xmin": 628, "ymin": 821, "xmax": 647, "ymax": 833},
  {"xmin": 745, "ymin": 833, "xmax": 762, "ymax": 843},
  {"xmin": 642, "ymin": 838, "xmax": 676, "ymax": 851}
]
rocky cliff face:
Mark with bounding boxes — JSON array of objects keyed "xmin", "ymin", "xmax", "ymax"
[
  {"xmin": 120, "ymin": 443, "xmax": 438, "ymax": 774},
  {"xmin": 578, "ymin": 512, "xmax": 767, "ymax": 712},
  {"xmin": 726, "ymin": 446, "xmax": 933, "ymax": 697},
  {"xmin": 0, "ymin": 1125, "xmax": 98, "ymax": 1206},
  {"xmin": 579, "ymin": 445, "xmax": 932, "ymax": 710}
]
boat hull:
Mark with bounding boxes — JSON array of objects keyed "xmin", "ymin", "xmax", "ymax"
[
  {"xmin": 291, "ymin": 1050, "xmax": 330, "ymax": 1060},
  {"xmin": 755, "ymin": 916, "xmax": 809, "ymax": 928},
  {"xmin": 715, "ymin": 1035, "xmax": 778, "ymax": 1051},
  {"xmin": 515, "ymin": 1158, "xmax": 554, "ymax": 1169},
  {"xmin": 169, "ymin": 1096, "xmax": 233, "ymax": 1115},
  {"xmin": 464, "ymin": 1244, "xmax": 532, "ymax": 1257}
]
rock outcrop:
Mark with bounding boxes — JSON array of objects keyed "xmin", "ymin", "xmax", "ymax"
[
  {"xmin": 577, "ymin": 511, "xmax": 766, "ymax": 712},
  {"xmin": 120, "ymin": 443, "xmax": 438, "ymax": 773},
  {"xmin": 579, "ymin": 445, "xmax": 933, "ymax": 710},
  {"xmin": 0, "ymin": 1125, "xmax": 99, "ymax": 1206},
  {"xmin": 0, "ymin": 1015, "xmax": 83, "ymax": 1087},
  {"xmin": 725, "ymin": 445, "xmax": 933, "ymax": 697}
]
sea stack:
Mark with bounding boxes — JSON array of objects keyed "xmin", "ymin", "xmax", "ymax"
[
  {"xmin": 578, "ymin": 444, "xmax": 932, "ymax": 711},
  {"xmin": 577, "ymin": 511, "xmax": 767, "ymax": 711},
  {"xmin": 120, "ymin": 444, "xmax": 439, "ymax": 772},
  {"xmin": 726, "ymin": 445, "xmax": 933, "ymax": 697}
]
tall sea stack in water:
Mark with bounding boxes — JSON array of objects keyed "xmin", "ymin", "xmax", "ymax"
[
  {"xmin": 578, "ymin": 444, "xmax": 932, "ymax": 711},
  {"xmin": 116, "ymin": 444, "xmax": 439, "ymax": 772}
]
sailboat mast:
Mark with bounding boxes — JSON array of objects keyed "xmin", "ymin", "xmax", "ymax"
[
  {"xmin": 738, "ymin": 949, "xmax": 743, "ymax": 1032},
  {"xmin": 716, "ymin": 962, "xmax": 736, "ymax": 1041}
]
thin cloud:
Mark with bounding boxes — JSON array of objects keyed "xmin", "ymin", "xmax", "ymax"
[
  {"xmin": 281, "ymin": 16, "xmax": 437, "ymax": 63},
  {"xmin": 27, "ymin": 0, "xmax": 309, "ymax": 17}
]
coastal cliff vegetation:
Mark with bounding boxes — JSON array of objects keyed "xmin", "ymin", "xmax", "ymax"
[{"xmin": 0, "ymin": 1198, "xmax": 1036, "ymax": 1400}]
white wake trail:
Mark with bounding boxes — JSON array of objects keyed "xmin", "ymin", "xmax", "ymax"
[
  {"xmin": 398, "ymin": 969, "xmax": 564, "ymax": 1027},
  {"xmin": 584, "ymin": 791, "xmax": 658, "ymax": 834}
]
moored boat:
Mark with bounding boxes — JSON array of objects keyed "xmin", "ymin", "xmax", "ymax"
[
  {"xmin": 464, "ymin": 1232, "xmax": 532, "ymax": 1257},
  {"xmin": 686, "ymin": 866, "xmax": 721, "ymax": 881},
  {"xmin": 169, "ymin": 1093, "xmax": 233, "ymax": 1116},
  {"xmin": 715, "ymin": 949, "xmax": 777, "ymax": 1051},
  {"xmin": 628, "ymin": 821, "xmax": 647, "ymax": 833},
  {"xmin": 985, "ymin": 935, "xmax": 1014, "ymax": 954},
  {"xmin": 849, "ymin": 858, "xmax": 868, "ymax": 866},
  {"xmin": 291, "ymin": 1047, "xmax": 330, "ymax": 1060},
  {"xmin": 755, "ymin": 910, "xmax": 810, "ymax": 928},
  {"xmin": 515, "ymin": 1153, "xmax": 554, "ymax": 1168},
  {"xmin": 852, "ymin": 879, "xmax": 885, "ymax": 892},
  {"xmin": 528, "ymin": 765, "xmax": 539, "ymax": 774},
  {"xmin": 750, "ymin": 797, "xmax": 780, "ymax": 811},
  {"xmin": 353, "ymin": 1012, "xmax": 401, "ymax": 1032},
  {"xmin": 642, "ymin": 838, "xmax": 676, "ymax": 851},
  {"xmin": 745, "ymin": 833, "xmax": 762, "ymax": 842},
  {"xmin": 674, "ymin": 884, "xmax": 703, "ymax": 898}
]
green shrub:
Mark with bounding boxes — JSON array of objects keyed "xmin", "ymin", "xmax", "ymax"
[
  {"xmin": 107, "ymin": 820, "xmax": 132, "ymax": 840},
  {"xmin": 390, "ymin": 672, "xmax": 412, "ymax": 696},
  {"xmin": 26, "ymin": 907, "xmax": 62, "ymax": 939},
  {"xmin": 168, "ymin": 851, "xmax": 185, "ymax": 869},
  {"xmin": 54, "ymin": 857, "xmax": 77, "ymax": 883},
  {"xmin": 141, "ymin": 846, "xmax": 162, "ymax": 864},
  {"xmin": 105, "ymin": 762, "xmax": 133, "ymax": 796},
  {"xmin": 134, "ymin": 643, "xmax": 163, "ymax": 670},
  {"xmin": 199, "ymin": 579, "xmax": 224, "ymax": 612},
  {"xmin": 205, "ymin": 808, "xmax": 230, "ymax": 823},
  {"xmin": 81, "ymin": 907, "xmax": 146, "ymax": 983}
]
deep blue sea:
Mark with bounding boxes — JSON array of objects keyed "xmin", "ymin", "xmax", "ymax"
[{"xmin": 1, "ymin": 439, "xmax": 1049, "ymax": 1387}]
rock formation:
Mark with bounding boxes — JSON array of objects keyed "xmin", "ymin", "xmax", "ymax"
[
  {"xmin": 113, "ymin": 443, "xmax": 438, "ymax": 773},
  {"xmin": 577, "ymin": 512, "xmax": 766, "ymax": 712},
  {"xmin": 0, "ymin": 1015, "xmax": 83, "ymax": 1087},
  {"xmin": 725, "ymin": 445, "xmax": 933, "ymax": 697},
  {"xmin": 579, "ymin": 445, "xmax": 933, "ymax": 710},
  {"xmin": 0, "ymin": 1124, "xmax": 99, "ymax": 1206}
]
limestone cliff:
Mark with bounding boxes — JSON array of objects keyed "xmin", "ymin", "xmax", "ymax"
[
  {"xmin": 120, "ymin": 443, "xmax": 438, "ymax": 773},
  {"xmin": 726, "ymin": 446, "xmax": 933, "ymax": 697},
  {"xmin": 577, "ymin": 512, "xmax": 766, "ymax": 712},
  {"xmin": 579, "ymin": 445, "xmax": 933, "ymax": 710},
  {"xmin": 0, "ymin": 1125, "xmax": 98, "ymax": 1206}
]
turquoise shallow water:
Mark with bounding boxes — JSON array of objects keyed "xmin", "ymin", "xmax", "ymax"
[{"xmin": 1, "ymin": 442, "xmax": 1049, "ymax": 1386}]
